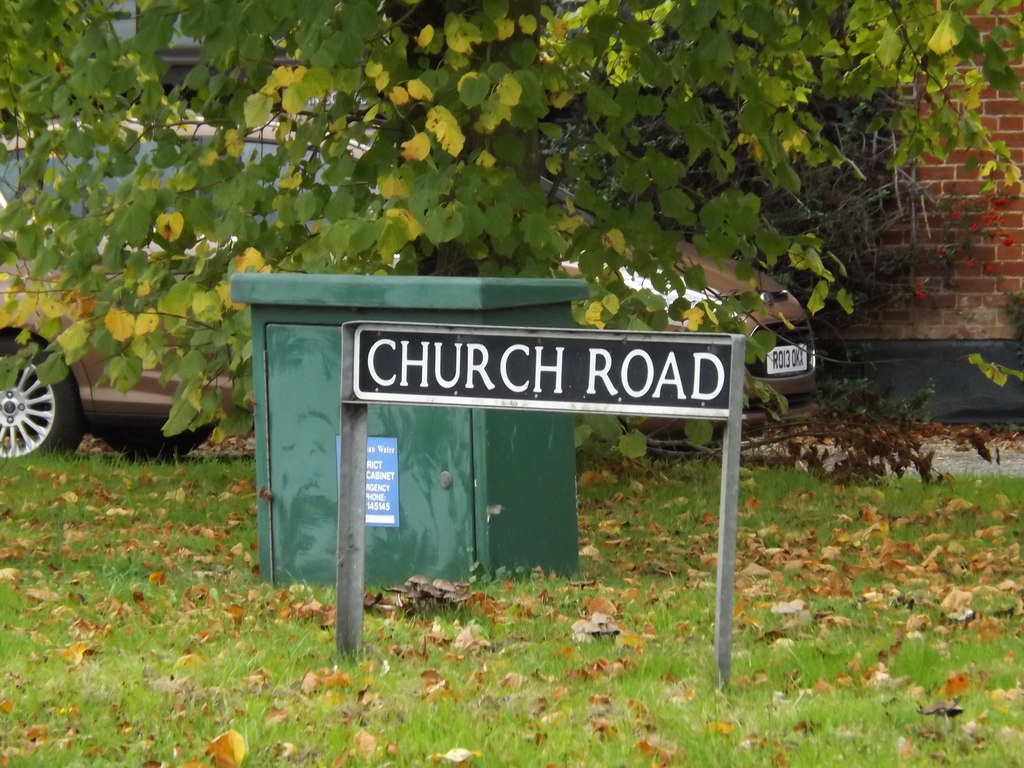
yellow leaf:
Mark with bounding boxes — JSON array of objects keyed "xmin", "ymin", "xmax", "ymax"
[
  {"xmin": 134, "ymin": 310, "xmax": 160, "ymax": 336},
  {"xmin": 584, "ymin": 301, "xmax": 606, "ymax": 329},
  {"xmin": 927, "ymin": 11, "xmax": 961, "ymax": 55},
  {"xmin": 406, "ymin": 79, "xmax": 433, "ymax": 101},
  {"xmin": 615, "ymin": 633, "xmax": 647, "ymax": 650},
  {"xmin": 425, "ymin": 106, "xmax": 466, "ymax": 157},
  {"xmin": 706, "ymin": 720, "xmax": 734, "ymax": 734},
  {"xmin": 269, "ymin": 65, "xmax": 303, "ymax": 88},
  {"xmin": 206, "ymin": 729, "xmax": 246, "ymax": 768},
  {"xmin": 104, "ymin": 308, "xmax": 136, "ymax": 342},
  {"xmin": 549, "ymin": 90, "xmax": 571, "ymax": 109},
  {"xmin": 137, "ymin": 280, "xmax": 151, "ymax": 298},
  {"xmin": 224, "ymin": 129, "xmax": 244, "ymax": 158},
  {"xmin": 156, "ymin": 211, "xmax": 185, "ymax": 242},
  {"xmin": 556, "ymin": 214, "xmax": 585, "ymax": 233},
  {"xmin": 601, "ymin": 292, "xmax": 620, "ymax": 315},
  {"xmin": 235, "ymin": 247, "xmax": 266, "ymax": 273},
  {"xmin": 384, "ymin": 208, "xmax": 424, "ymax": 240},
  {"xmin": 175, "ymin": 653, "xmax": 205, "ymax": 668},
  {"xmin": 602, "ymin": 228, "xmax": 626, "ymax": 254},
  {"xmin": 389, "ymin": 86, "xmax": 410, "ymax": 106},
  {"xmin": 474, "ymin": 100, "xmax": 511, "ymax": 134},
  {"xmin": 495, "ymin": 18, "xmax": 515, "ymax": 40},
  {"xmin": 401, "ymin": 132, "xmax": 432, "ymax": 161},
  {"xmin": 39, "ymin": 295, "xmax": 69, "ymax": 318},
  {"xmin": 445, "ymin": 16, "xmax": 483, "ymax": 54},
  {"xmin": 59, "ymin": 642, "xmax": 92, "ymax": 666},
  {"xmin": 365, "ymin": 61, "xmax": 383, "ymax": 78},
  {"xmin": 216, "ymin": 282, "xmax": 244, "ymax": 310},
  {"xmin": 199, "ymin": 148, "xmax": 219, "ymax": 167},
  {"xmin": 416, "ymin": 25, "xmax": 434, "ymax": 48},
  {"xmin": 192, "ymin": 290, "xmax": 223, "ymax": 322},
  {"xmin": 55, "ymin": 322, "xmax": 89, "ymax": 357},
  {"xmin": 378, "ymin": 171, "xmax": 409, "ymax": 200},
  {"xmin": 496, "ymin": 74, "xmax": 522, "ymax": 107},
  {"xmin": 474, "ymin": 149, "xmax": 496, "ymax": 169},
  {"xmin": 519, "ymin": 14, "xmax": 537, "ymax": 34},
  {"xmin": 278, "ymin": 171, "xmax": 302, "ymax": 190},
  {"xmin": 683, "ymin": 306, "xmax": 704, "ymax": 331}
]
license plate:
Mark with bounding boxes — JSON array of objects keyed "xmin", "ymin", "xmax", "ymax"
[{"xmin": 766, "ymin": 344, "xmax": 808, "ymax": 375}]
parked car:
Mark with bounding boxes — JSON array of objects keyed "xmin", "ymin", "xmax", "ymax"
[
  {"xmin": 0, "ymin": 188, "xmax": 220, "ymax": 459},
  {"xmin": 612, "ymin": 246, "xmax": 816, "ymax": 437},
  {"xmin": 567, "ymin": 245, "xmax": 816, "ymax": 431},
  {"xmin": 0, "ymin": 252, "xmax": 216, "ymax": 458}
]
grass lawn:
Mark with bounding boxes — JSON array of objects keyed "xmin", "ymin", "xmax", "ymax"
[{"xmin": 1, "ymin": 450, "xmax": 1022, "ymax": 766}]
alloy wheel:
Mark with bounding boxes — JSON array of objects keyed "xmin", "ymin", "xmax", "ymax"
[{"xmin": 0, "ymin": 362, "xmax": 57, "ymax": 458}]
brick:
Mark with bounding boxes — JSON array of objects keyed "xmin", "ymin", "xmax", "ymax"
[
  {"xmin": 992, "ymin": 260, "xmax": 1024, "ymax": 276},
  {"xmin": 914, "ymin": 165, "xmax": 957, "ymax": 182},
  {"xmin": 985, "ymin": 99, "xmax": 1024, "ymax": 116},
  {"xmin": 958, "ymin": 294, "xmax": 993, "ymax": 310},
  {"xmin": 940, "ymin": 180, "xmax": 993, "ymax": 196},
  {"xmin": 997, "ymin": 116, "xmax": 1024, "ymax": 133},
  {"xmin": 953, "ymin": 276, "xmax": 1000, "ymax": 293}
]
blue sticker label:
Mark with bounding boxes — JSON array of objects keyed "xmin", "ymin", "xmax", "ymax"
[{"xmin": 364, "ymin": 437, "xmax": 399, "ymax": 527}]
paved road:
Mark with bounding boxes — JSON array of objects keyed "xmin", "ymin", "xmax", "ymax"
[{"xmin": 929, "ymin": 443, "xmax": 1024, "ymax": 476}]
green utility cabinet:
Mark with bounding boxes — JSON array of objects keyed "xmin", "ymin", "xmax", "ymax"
[{"xmin": 230, "ymin": 274, "xmax": 588, "ymax": 587}]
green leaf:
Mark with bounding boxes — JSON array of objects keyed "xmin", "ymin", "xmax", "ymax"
[
  {"xmin": 107, "ymin": 355, "xmax": 143, "ymax": 393},
  {"xmin": 617, "ymin": 429, "xmax": 647, "ymax": 458},
  {"xmin": 34, "ymin": 353, "xmax": 69, "ymax": 386},
  {"xmin": 807, "ymin": 279, "xmax": 829, "ymax": 315},
  {"xmin": 982, "ymin": 38, "xmax": 1018, "ymax": 92},
  {"xmin": 244, "ymin": 93, "xmax": 274, "ymax": 128},
  {"xmin": 458, "ymin": 72, "xmax": 492, "ymax": 108},
  {"xmin": 876, "ymin": 27, "xmax": 902, "ymax": 67},
  {"xmin": 157, "ymin": 281, "xmax": 196, "ymax": 318},
  {"xmin": 684, "ymin": 419, "xmax": 714, "ymax": 446}
]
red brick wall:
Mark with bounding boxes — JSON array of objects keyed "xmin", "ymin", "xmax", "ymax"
[{"xmin": 841, "ymin": 21, "xmax": 1024, "ymax": 342}]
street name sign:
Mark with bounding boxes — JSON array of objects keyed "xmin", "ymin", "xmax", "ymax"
[{"xmin": 337, "ymin": 321, "xmax": 745, "ymax": 687}]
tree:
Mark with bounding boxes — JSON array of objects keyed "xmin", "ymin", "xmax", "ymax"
[{"xmin": 1, "ymin": 0, "xmax": 1021, "ymax": 436}]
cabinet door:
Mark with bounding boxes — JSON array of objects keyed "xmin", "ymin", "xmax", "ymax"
[{"xmin": 265, "ymin": 323, "xmax": 475, "ymax": 586}]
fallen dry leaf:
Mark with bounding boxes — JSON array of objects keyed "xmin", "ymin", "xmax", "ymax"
[
  {"xmin": 265, "ymin": 706, "xmax": 290, "ymax": 726},
  {"xmin": 770, "ymin": 599, "xmax": 806, "ymax": 615},
  {"xmin": 26, "ymin": 587, "xmax": 61, "ymax": 602},
  {"xmin": 453, "ymin": 625, "xmax": 491, "ymax": 652},
  {"xmin": 353, "ymin": 728, "xmax": 378, "ymax": 757},
  {"xmin": 940, "ymin": 672, "xmax": 970, "ymax": 698},
  {"xmin": 739, "ymin": 563, "xmax": 773, "ymax": 579},
  {"xmin": 205, "ymin": 729, "xmax": 246, "ymax": 768},
  {"xmin": 585, "ymin": 595, "xmax": 618, "ymax": 617},
  {"xmin": 499, "ymin": 672, "xmax": 526, "ymax": 690}
]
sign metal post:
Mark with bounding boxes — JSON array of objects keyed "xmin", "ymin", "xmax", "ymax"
[{"xmin": 338, "ymin": 321, "xmax": 744, "ymax": 687}]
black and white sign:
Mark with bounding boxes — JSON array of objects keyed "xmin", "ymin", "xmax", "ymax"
[
  {"xmin": 338, "ymin": 319, "xmax": 745, "ymax": 688},
  {"xmin": 350, "ymin": 323, "xmax": 741, "ymax": 419}
]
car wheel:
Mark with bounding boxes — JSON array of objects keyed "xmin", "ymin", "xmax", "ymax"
[
  {"xmin": 95, "ymin": 424, "xmax": 213, "ymax": 460},
  {"xmin": 0, "ymin": 338, "xmax": 87, "ymax": 458}
]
